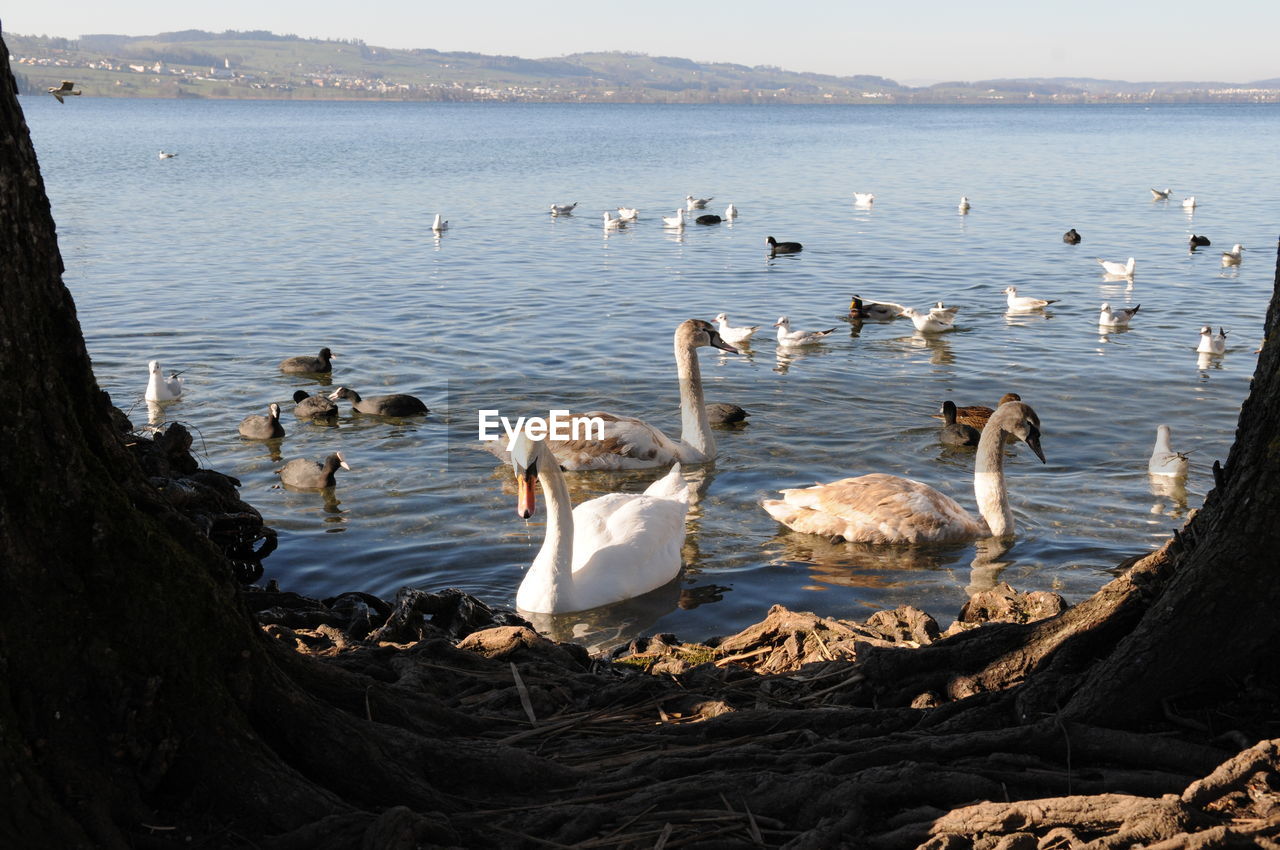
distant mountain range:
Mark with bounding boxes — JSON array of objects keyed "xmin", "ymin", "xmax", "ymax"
[{"xmin": 7, "ymin": 30, "xmax": 1278, "ymax": 104}]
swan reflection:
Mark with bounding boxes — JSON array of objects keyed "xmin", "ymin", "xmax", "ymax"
[{"xmin": 519, "ymin": 576, "xmax": 682, "ymax": 653}]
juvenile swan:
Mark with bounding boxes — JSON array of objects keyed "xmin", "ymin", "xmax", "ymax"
[
  {"xmin": 763, "ymin": 401, "xmax": 1045, "ymax": 543},
  {"xmin": 510, "ymin": 432, "xmax": 690, "ymax": 614},
  {"xmin": 514, "ymin": 319, "xmax": 739, "ymax": 470}
]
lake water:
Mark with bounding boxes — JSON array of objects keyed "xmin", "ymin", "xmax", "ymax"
[{"xmin": 23, "ymin": 98, "xmax": 1277, "ymax": 651}]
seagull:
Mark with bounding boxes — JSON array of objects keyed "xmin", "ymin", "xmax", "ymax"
[
  {"xmin": 1003, "ymin": 286, "xmax": 1058, "ymax": 311},
  {"xmin": 48, "ymin": 81, "xmax": 81, "ymax": 103},
  {"xmin": 724, "ymin": 203, "xmax": 738, "ymax": 220},
  {"xmin": 616, "ymin": 207, "xmax": 639, "ymax": 222},
  {"xmin": 1221, "ymin": 244, "xmax": 1245, "ymax": 265},
  {"xmin": 1096, "ymin": 257, "xmax": 1136, "ymax": 277},
  {"xmin": 661, "ymin": 209, "xmax": 685, "ymax": 229},
  {"xmin": 1182, "ymin": 196, "xmax": 1197, "ymax": 209},
  {"xmin": 1148, "ymin": 425, "xmax": 1189, "ymax": 478},
  {"xmin": 712, "ymin": 313, "xmax": 759, "ymax": 345},
  {"xmin": 1151, "ymin": 188, "xmax": 1172, "ymax": 200},
  {"xmin": 144, "ymin": 359, "xmax": 184, "ymax": 402},
  {"xmin": 602, "ymin": 211, "xmax": 623, "ymax": 229},
  {"xmin": 432, "ymin": 213, "xmax": 448, "ymax": 233},
  {"xmin": 1099, "ymin": 302, "xmax": 1141, "ymax": 328},
  {"xmin": 158, "ymin": 150, "xmax": 177, "ymax": 159},
  {"xmin": 550, "ymin": 202, "xmax": 577, "ymax": 216},
  {"xmin": 774, "ymin": 316, "xmax": 836, "ymax": 347},
  {"xmin": 958, "ymin": 196, "xmax": 971, "ymax": 212},
  {"xmin": 1196, "ymin": 326, "xmax": 1227, "ymax": 355},
  {"xmin": 900, "ymin": 306, "xmax": 955, "ymax": 333},
  {"xmin": 686, "ymin": 195, "xmax": 713, "ymax": 210},
  {"xmin": 852, "ymin": 192, "xmax": 875, "ymax": 207},
  {"xmin": 1189, "ymin": 234, "xmax": 1210, "ymax": 249}
]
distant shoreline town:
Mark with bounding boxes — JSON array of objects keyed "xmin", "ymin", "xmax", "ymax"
[{"xmin": 9, "ymin": 30, "xmax": 1279, "ymax": 105}]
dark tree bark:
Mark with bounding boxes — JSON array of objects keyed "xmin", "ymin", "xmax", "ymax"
[{"xmin": 3, "ymin": 29, "xmax": 1279, "ymax": 848}]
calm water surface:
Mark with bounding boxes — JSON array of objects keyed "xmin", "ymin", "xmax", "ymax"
[{"xmin": 24, "ymin": 99, "xmax": 1278, "ymax": 650}]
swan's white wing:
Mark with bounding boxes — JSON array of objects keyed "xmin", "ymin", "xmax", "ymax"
[
  {"xmin": 567, "ymin": 490, "xmax": 689, "ymax": 608},
  {"xmin": 763, "ymin": 473, "xmax": 982, "ymax": 543}
]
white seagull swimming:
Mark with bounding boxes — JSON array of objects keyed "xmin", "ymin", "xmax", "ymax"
[
  {"xmin": 1196, "ymin": 326, "xmax": 1227, "ymax": 355},
  {"xmin": 662, "ymin": 208, "xmax": 686, "ymax": 228},
  {"xmin": 1148, "ymin": 425, "xmax": 1189, "ymax": 479},
  {"xmin": 1182, "ymin": 196, "xmax": 1197, "ymax": 210},
  {"xmin": 724, "ymin": 203, "xmax": 738, "ymax": 220},
  {"xmin": 432, "ymin": 213, "xmax": 448, "ymax": 233},
  {"xmin": 1099, "ymin": 302, "xmax": 1141, "ymax": 328},
  {"xmin": 616, "ymin": 207, "xmax": 639, "ymax": 222},
  {"xmin": 852, "ymin": 192, "xmax": 876, "ymax": 207},
  {"xmin": 1221, "ymin": 244, "xmax": 1245, "ymax": 265},
  {"xmin": 550, "ymin": 202, "xmax": 578, "ymax": 216},
  {"xmin": 1096, "ymin": 256, "xmax": 1136, "ymax": 277},
  {"xmin": 900, "ymin": 306, "xmax": 956, "ymax": 334},
  {"xmin": 774, "ymin": 316, "xmax": 836, "ymax": 347},
  {"xmin": 158, "ymin": 150, "xmax": 177, "ymax": 159},
  {"xmin": 145, "ymin": 359, "xmax": 184, "ymax": 402},
  {"xmin": 685, "ymin": 195, "xmax": 713, "ymax": 210},
  {"xmin": 958, "ymin": 196, "xmax": 971, "ymax": 212},
  {"xmin": 1150, "ymin": 188, "xmax": 1172, "ymax": 200},
  {"xmin": 1003, "ymin": 286, "xmax": 1058, "ymax": 311},
  {"xmin": 713, "ymin": 313, "xmax": 760, "ymax": 345}
]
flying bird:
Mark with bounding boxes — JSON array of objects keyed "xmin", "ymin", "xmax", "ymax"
[{"xmin": 48, "ymin": 81, "xmax": 82, "ymax": 103}]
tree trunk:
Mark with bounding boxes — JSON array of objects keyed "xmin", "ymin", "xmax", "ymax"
[{"xmin": 3, "ymin": 31, "xmax": 1279, "ymax": 848}]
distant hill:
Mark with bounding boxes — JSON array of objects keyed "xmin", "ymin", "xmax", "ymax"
[{"xmin": 7, "ymin": 30, "xmax": 1278, "ymax": 104}]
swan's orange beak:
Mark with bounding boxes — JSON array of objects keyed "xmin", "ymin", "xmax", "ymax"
[{"xmin": 516, "ymin": 470, "xmax": 537, "ymax": 519}]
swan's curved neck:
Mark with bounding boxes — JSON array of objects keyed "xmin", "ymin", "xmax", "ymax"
[
  {"xmin": 973, "ymin": 423, "xmax": 1013, "ymax": 537},
  {"xmin": 529, "ymin": 441, "xmax": 576, "ymax": 605},
  {"xmin": 676, "ymin": 336, "xmax": 714, "ymax": 460}
]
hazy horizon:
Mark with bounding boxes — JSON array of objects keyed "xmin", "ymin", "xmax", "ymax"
[{"xmin": 5, "ymin": 0, "xmax": 1278, "ymax": 84}]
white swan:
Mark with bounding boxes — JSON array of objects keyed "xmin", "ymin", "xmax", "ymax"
[
  {"xmin": 1003, "ymin": 286, "xmax": 1058, "ymax": 312},
  {"xmin": 432, "ymin": 213, "xmax": 448, "ymax": 233},
  {"xmin": 958, "ymin": 196, "xmax": 971, "ymax": 212},
  {"xmin": 1221, "ymin": 244, "xmax": 1245, "ymax": 265},
  {"xmin": 1196, "ymin": 326, "xmax": 1227, "ymax": 355},
  {"xmin": 550, "ymin": 202, "xmax": 577, "ymax": 216},
  {"xmin": 1148, "ymin": 425, "xmax": 1189, "ymax": 479},
  {"xmin": 602, "ymin": 211, "xmax": 623, "ymax": 229},
  {"xmin": 852, "ymin": 192, "xmax": 875, "ymax": 206},
  {"xmin": 848, "ymin": 295, "xmax": 908, "ymax": 320},
  {"xmin": 774, "ymin": 316, "xmax": 836, "ymax": 347},
  {"xmin": 724, "ymin": 203, "xmax": 738, "ymax": 220},
  {"xmin": 510, "ymin": 432, "xmax": 690, "ymax": 614},
  {"xmin": 900, "ymin": 306, "xmax": 955, "ymax": 333},
  {"xmin": 1099, "ymin": 302, "xmax": 1141, "ymax": 328},
  {"xmin": 713, "ymin": 313, "xmax": 760, "ymax": 344},
  {"xmin": 662, "ymin": 209, "xmax": 686, "ymax": 229},
  {"xmin": 145, "ymin": 360, "xmax": 183, "ymax": 401},
  {"xmin": 504, "ymin": 319, "xmax": 737, "ymax": 470},
  {"xmin": 764, "ymin": 401, "xmax": 1045, "ymax": 543},
  {"xmin": 616, "ymin": 207, "xmax": 639, "ymax": 222},
  {"xmin": 1151, "ymin": 188, "xmax": 1172, "ymax": 200},
  {"xmin": 1182, "ymin": 196, "xmax": 1197, "ymax": 209},
  {"xmin": 686, "ymin": 195, "xmax": 713, "ymax": 210},
  {"xmin": 1096, "ymin": 257, "xmax": 1136, "ymax": 277}
]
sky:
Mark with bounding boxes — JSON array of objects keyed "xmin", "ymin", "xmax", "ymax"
[{"xmin": 4, "ymin": 1, "xmax": 1278, "ymax": 84}]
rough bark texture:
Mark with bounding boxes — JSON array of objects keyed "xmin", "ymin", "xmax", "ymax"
[{"xmin": 3, "ymin": 31, "xmax": 1280, "ymax": 849}]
